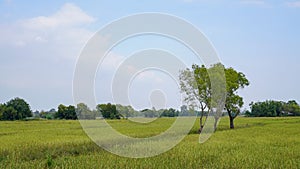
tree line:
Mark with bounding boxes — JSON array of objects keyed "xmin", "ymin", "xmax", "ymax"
[
  {"xmin": 0, "ymin": 98, "xmax": 199, "ymax": 121},
  {"xmin": 245, "ymin": 100, "xmax": 300, "ymax": 117},
  {"xmin": 1, "ymin": 63, "xmax": 299, "ymax": 132}
]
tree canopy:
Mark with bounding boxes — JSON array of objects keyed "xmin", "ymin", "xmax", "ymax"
[
  {"xmin": 97, "ymin": 103, "xmax": 121, "ymax": 119},
  {"xmin": 0, "ymin": 97, "xmax": 32, "ymax": 120},
  {"xmin": 55, "ymin": 104, "xmax": 77, "ymax": 120},
  {"xmin": 179, "ymin": 63, "xmax": 249, "ymax": 130},
  {"xmin": 224, "ymin": 67, "xmax": 249, "ymax": 128}
]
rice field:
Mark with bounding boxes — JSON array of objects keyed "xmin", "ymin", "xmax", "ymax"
[{"xmin": 0, "ymin": 117, "xmax": 300, "ymax": 168}]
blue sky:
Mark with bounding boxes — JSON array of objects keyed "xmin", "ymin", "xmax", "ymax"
[{"xmin": 0, "ymin": 0, "xmax": 300, "ymax": 111}]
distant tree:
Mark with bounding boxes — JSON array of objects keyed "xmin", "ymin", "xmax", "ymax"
[
  {"xmin": 249, "ymin": 101, "xmax": 282, "ymax": 117},
  {"xmin": 160, "ymin": 108, "xmax": 179, "ymax": 117},
  {"xmin": 116, "ymin": 104, "xmax": 138, "ymax": 119},
  {"xmin": 32, "ymin": 110, "xmax": 40, "ymax": 118},
  {"xmin": 180, "ymin": 105, "xmax": 189, "ymax": 116},
  {"xmin": 6, "ymin": 97, "xmax": 32, "ymax": 120},
  {"xmin": 224, "ymin": 67, "xmax": 249, "ymax": 129},
  {"xmin": 283, "ymin": 100, "xmax": 300, "ymax": 116},
  {"xmin": 97, "ymin": 103, "xmax": 120, "ymax": 119},
  {"xmin": 39, "ymin": 109, "xmax": 55, "ymax": 119},
  {"xmin": 0, "ymin": 104, "xmax": 18, "ymax": 120},
  {"xmin": 249, "ymin": 100, "xmax": 300, "ymax": 117},
  {"xmin": 76, "ymin": 103, "xmax": 95, "ymax": 119},
  {"xmin": 39, "ymin": 110, "xmax": 47, "ymax": 118},
  {"xmin": 0, "ymin": 104, "xmax": 5, "ymax": 120},
  {"xmin": 142, "ymin": 108, "xmax": 159, "ymax": 118},
  {"xmin": 0, "ymin": 98, "xmax": 32, "ymax": 120},
  {"xmin": 55, "ymin": 104, "xmax": 77, "ymax": 120}
]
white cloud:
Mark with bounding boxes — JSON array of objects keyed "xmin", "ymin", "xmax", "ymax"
[
  {"xmin": 0, "ymin": 3, "xmax": 98, "ymax": 109},
  {"xmin": 22, "ymin": 3, "xmax": 95, "ymax": 30},
  {"xmin": 0, "ymin": 3, "xmax": 96, "ymax": 60},
  {"xmin": 240, "ymin": 0, "xmax": 267, "ymax": 6},
  {"xmin": 286, "ymin": 1, "xmax": 300, "ymax": 7}
]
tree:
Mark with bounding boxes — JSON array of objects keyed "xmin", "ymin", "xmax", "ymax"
[
  {"xmin": 0, "ymin": 104, "xmax": 18, "ymax": 120},
  {"xmin": 224, "ymin": 68, "xmax": 249, "ymax": 129},
  {"xmin": 116, "ymin": 104, "xmax": 138, "ymax": 119},
  {"xmin": 76, "ymin": 103, "xmax": 95, "ymax": 119},
  {"xmin": 160, "ymin": 108, "xmax": 179, "ymax": 117},
  {"xmin": 0, "ymin": 98, "xmax": 32, "ymax": 121},
  {"xmin": 6, "ymin": 97, "xmax": 32, "ymax": 120},
  {"xmin": 39, "ymin": 108, "xmax": 56, "ymax": 119},
  {"xmin": 179, "ymin": 64, "xmax": 210, "ymax": 132},
  {"xmin": 141, "ymin": 108, "xmax": 159, "ymax": 118},
  {"xmin": 0, "ymin": 104, "xmax": 5, "ymax": 120},
  {"xmin": 248, "ymin": 100, "xmax": 300, "ymax": 117},
  {"xmin": 283, "ymin": 100, "xmax": 300, "ymax": 116},
  {"xmin": 55, "ymin": 104, "xmax": 77, "ymax": 120},
  {"xmin": 97, "ymin": 103, "xmax": 120, "ymax": 119}
]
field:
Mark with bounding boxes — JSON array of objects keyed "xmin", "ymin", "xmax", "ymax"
[{"xmin": 0, "ymin": 117, "xmax": 300, "ymax": 168}]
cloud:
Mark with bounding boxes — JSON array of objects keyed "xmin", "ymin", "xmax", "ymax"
[
  {"xmin": 240, "ymin": 0, "xmax": 268, "ymax": 6},
  {"xmin": 21, "ymin": 3, "xmax": 95, "ymax": 30},
  {"xmin": 0, "ymin": 3, "xmax": 96, "ymax": 59},
  {"xmin": 286, "ymin": 1, "xmax": 300, "ymax": 7},
  {"xmin": 0, "ymin": 3, "xmax": 98, "ymax": 109}
]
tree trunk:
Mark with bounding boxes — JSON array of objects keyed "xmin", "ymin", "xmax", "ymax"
[
  {"xmin": 199, "ymin": 116, "xmax": 204, "ymax": 133},
  {"xmin": 214, "ymin": 116, "xmax": 218, "ymax": 131},
  {"xmin": 230, "ymin": 116, "xmax": 234, "ymax": 129}
]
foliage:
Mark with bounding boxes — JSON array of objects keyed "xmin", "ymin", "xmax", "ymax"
[
  {"xmin": 76, "ymin": 103, "xmax": 96, "ymax": 119},
  {"xmin": 160, "ymin": 108, "xmax": 180, "ymax": 117},
  {"xmin": 179, "ymin": 64, "xmax": 210, "ymax": 131},
  {"xmin": 283, "ymin": 100, "xmax": 300, "ymax": 116},
  {"xmin": 0, "ymin": 97, "xmax": 32, "ymax": 121},
  {"xmin": 116, "ymin": 104, "xmax": 138, "ymax": 118},
  {"xmin": 97, "ymin": 103, "xmax": 120, "ymax": 119},
  {"xmin": 55, "ymin": 104, "xmax": 77, "ymax": 120},
  {"xmin": 141, "ymin": 108, "xmax": 159, "ymax": 118},
  {"xmin": 39, "ymin": 109, "xmax": 56, "ymax": 119},
  {"xmin": 224, "ymin": 67, "xmax": 249, "ymax": 128},
  {"xmin": 180, "ymin": 63, "xmax": 249, "ymax": 129},
  {"xmin": 248, "ymin": 100, "xmax": 300, "ymax": 117}
]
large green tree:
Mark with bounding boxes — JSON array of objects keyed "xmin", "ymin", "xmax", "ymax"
[
  {"xmin": 0, "ymin": 104, "xmax": 18, "ymax": 120},
  {"xmin": 180, "ymin": 64, "xmax": 248, "ymax": 130},
  {"xmin": 0, "ymin": 98, "xmax": 32, "ymax": 120},
  {"xmin": 179, "ymin": 64, "xmax": 211, "ymax": 132},
  {"xmin": 224, "ymin": 68, "xmax": 249, "ymax": 129}
]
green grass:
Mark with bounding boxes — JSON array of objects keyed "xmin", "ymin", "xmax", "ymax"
[{"xmin": 0, "ymin": 117, "xmax": 300, "ymax": 168}]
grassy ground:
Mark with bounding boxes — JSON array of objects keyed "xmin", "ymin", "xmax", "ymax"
[{"xmin": 0, "ymin": 117, "xmax": 300, "ymax": 168}]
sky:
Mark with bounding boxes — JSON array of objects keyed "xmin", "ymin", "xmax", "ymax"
[{"xmin": 0, "ymin": 0, "xmax": 300, "ymax": 111}]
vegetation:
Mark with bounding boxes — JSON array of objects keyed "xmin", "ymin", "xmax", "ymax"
[
  {"xmin": 247, "ymin": 100, "xmax": 300, "ymax": 117},
  {"xmin": 0, "ymin": 117, "xmax": 299, "ymax": 168},
  {"xmin": 179, "ymin": 64, "xmax": 211, "ymax": 132},
  {"xmin": 224, "ymin": 66, "xmax": 249, "ymax": 128},
  {"xmin": 179, "ymin": 63, "xmax": 249, "ymax": 130},
  {"xmin": 96, "ymin": 103, "xmax": 121, "ymax": 119},
  {"xmin": 76, "ymin": 103, "xmax": 97, "ymax": 119},
  {"xmin": 0, "ymin": 97, "xmax": 32, "ymax": 120},
  {"xmin": 55, "ymin": 104, "xmax": 77, "ymax": 120}
]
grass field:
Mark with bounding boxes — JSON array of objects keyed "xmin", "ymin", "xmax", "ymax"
[{"xmin": 0, "ymin": 117, "xmax": 300, "ymax": 168}]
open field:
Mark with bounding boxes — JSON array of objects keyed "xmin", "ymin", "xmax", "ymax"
[{"xmin": 0, "ymin": 117, "xmax": 300, "ymax": 168}]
